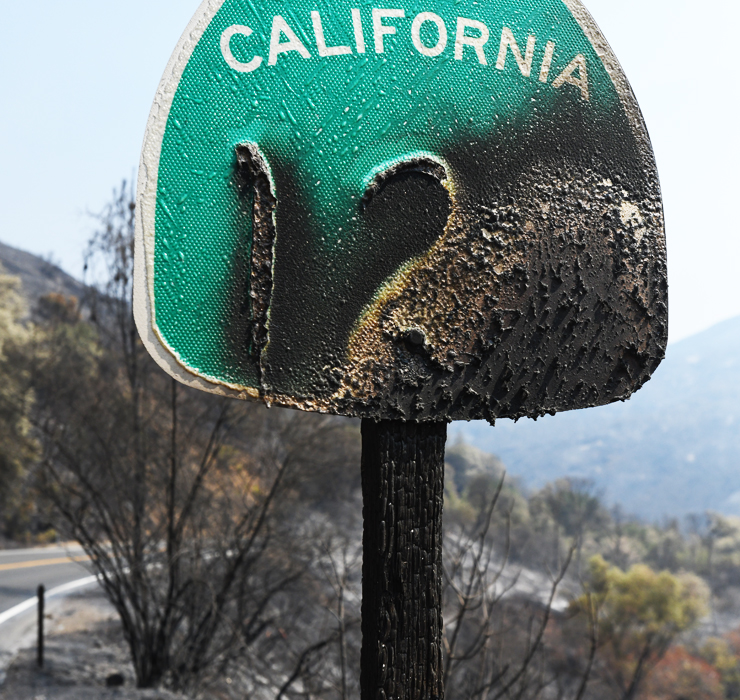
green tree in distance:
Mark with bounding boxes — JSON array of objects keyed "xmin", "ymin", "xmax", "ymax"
[{"xmin": 572, "ymin": 555, "xmax": 709, "ymax": 700}]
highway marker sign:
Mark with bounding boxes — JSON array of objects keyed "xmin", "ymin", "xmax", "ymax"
[{"xmin": 135, "ymin": 0, "xmax": 666, "ymax": 423}]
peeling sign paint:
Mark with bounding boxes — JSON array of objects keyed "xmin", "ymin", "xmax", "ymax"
[{"xmin": 337, "ymin": 164, "xmax": 665, "ymax": 421}]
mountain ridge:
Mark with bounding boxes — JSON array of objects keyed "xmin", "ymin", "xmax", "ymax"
[
  {"xmin": 450, "ymin": 316, "xmax": 740, "ymax": 520},
  {"xmin": 0, "ymin": 240, "xmax": 85, "ymax": 311}
]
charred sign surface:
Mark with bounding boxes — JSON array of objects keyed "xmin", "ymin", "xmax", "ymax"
[{"xmin": 134, "ymin": 0, "xmax": 667, "ymax": 422}]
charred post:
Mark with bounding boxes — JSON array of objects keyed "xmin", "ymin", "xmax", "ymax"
[{"xmin": 361, "ymin": 419, "xmax": 447, "ymax": 700}]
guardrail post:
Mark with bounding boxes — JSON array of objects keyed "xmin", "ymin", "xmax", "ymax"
[{"xmin": 37, "ymin": 584, "xmax": 44, "ymax": 668}]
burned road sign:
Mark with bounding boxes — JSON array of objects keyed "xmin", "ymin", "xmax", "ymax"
[{"xmin": 134, "ymin": 0, "xmax": 667, "ymax": 423}]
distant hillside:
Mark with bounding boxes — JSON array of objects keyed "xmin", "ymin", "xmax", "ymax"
[
  {"xmin": 445, "ymin": 441, "xmax": 506, "ymax": 494},
  {"xmin": 450, "ymin": 316, "xmax": 740, "ymax": 520},
  {"xmin": 0, "ymin": 240, "xmax": 85, "ymax": 310}
]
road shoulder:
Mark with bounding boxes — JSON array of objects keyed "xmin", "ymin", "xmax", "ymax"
[{"xmin": 0, "ymin": 589, "xmax": 186, "ymax": 700}]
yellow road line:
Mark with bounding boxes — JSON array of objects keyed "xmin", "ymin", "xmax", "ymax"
[{"xmin": 0, "ymin": 555, "xmax": 90, "ymax": 572}]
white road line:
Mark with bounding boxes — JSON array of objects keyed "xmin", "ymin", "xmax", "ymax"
[
  {"xmin": 0, "ymin": 544, "xmax": 85, "ymax": 558},
  {"xmin": 0, "ymin": 575, "xmax": 99, "ymax": 627}
]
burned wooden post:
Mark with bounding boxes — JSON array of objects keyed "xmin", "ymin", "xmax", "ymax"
[
  {"xmin": 135, "ymin": 1, "xmax": 667, "ymax": 697},
  {"xmin": 361, "ymin": 420, "xmax": 446, "ymax": 700}
]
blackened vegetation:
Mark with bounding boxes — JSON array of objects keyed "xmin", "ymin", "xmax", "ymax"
[
  {"xmin": 28, "ymin": 189, "xmax": 365, "ymax": 694},
  {"xmin": 360, "ymin": 419, "xmax": 447, "ymax": 700}
]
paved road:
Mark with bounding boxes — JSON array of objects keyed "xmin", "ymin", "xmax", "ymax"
[
  {"xmin": 0, "ymin": 544, "xmax": 92, "ymax": 617},
  {"xmin": 0, "ymin": 544, "xmax": 100, "ymax": 682}
]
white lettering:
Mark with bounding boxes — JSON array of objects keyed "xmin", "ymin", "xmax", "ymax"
[
  {"xmin": 351, "ymin": 9, "xmax": 366, "ymax": 53},
  {"xmin": 373, "ymin": 9, "xmax": 405, "ymax": 54},
  {"xmin": 539, "ymin": 40, "xmax": 555, "ymax": 82},
  {"xmin": 312, "ymin": 11, "xmax": 352, "ymax": 57},
  {"xmin": 411, "ymin": 12, "xmax": 447, "ymax": 57},
  {"xmin": 220, "ymin": 25, "xmax": 263, "ymax": 73},
  {"xmin": 496, "ymin": 27, "xmax": 535, "ymax": 77},
  {"xmin": 454, "ymin": 18, "xmax": 489, "ymax": 65},
  {"xmin": 221, "ymin": 10, "xmax": 592, "ymax": 107},
  {"xmin": 268, "ymin": 15, "xmax": 311, "ymax": 66},
  {"xmin": 552, "ymin": 53, "xmax": 589, "ymax": 100}
]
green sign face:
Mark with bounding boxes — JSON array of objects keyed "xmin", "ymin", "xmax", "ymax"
[{"xmin": 135, "ymin": 0, "xmax": 667, "ymax": 422}]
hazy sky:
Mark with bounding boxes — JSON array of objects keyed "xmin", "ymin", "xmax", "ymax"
[{"xmin": 1, "ymin": 0, "xmax": 737, "ymax": 343}]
